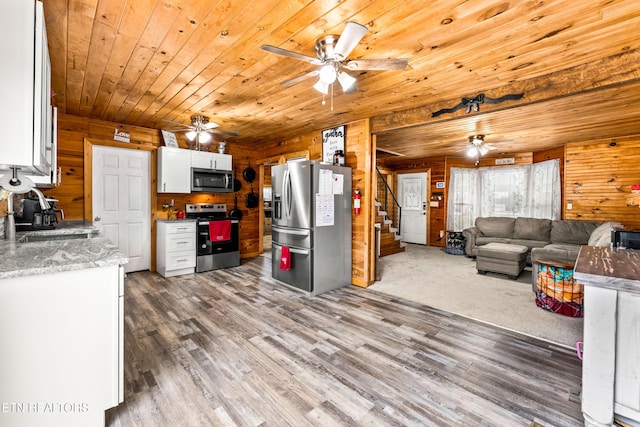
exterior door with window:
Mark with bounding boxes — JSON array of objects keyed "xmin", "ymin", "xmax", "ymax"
[
  {"xmin": 92, "ymin": 146, "xmax": 150, "ymax": 273},
  {"xmin": 398, "ymin": 172, "xmax": 428, "ymax": 244}
]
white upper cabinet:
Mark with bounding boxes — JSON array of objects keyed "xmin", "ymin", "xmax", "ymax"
[
  {"xmin": 0, "ymin": 0, "xmax": 53, "ymax": 175},
  {"xmin": 191, "ymin": 151, "xmax": 232, "ymax": 171},
  {"xmin": 157, "ymin": 147, "xmax": 191, "ymax": 193}
]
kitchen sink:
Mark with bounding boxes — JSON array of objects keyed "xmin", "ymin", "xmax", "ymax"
[{"xmin": 18, "ymin": 232, "xmax": 97, "ymax": 243}]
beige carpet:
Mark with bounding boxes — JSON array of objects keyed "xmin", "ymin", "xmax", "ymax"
[{"xmin": 370, "ymin": 244, "xmax": 583, "ymax": 348}]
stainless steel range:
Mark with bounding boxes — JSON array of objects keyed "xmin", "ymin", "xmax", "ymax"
[{"xmin": 185, "ymin": 203, "xmax": 240, "ymax": 272}]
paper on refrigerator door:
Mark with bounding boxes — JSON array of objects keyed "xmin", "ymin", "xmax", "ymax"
[
  {"xmin": 332, "ymin": 174, "xmax": 344, "ymax": 195},
  {"xmin": 318, "ymin": 168, "xmax": 333, "ymax": 195},
  {"xmin": 315, "ymin": 194, "xmax": 334, "ymax": 226}
]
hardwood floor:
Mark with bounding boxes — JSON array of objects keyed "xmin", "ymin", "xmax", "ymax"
[{"xmin": 106, "ymin": 256, "xmax": 583, "ymax": 427}]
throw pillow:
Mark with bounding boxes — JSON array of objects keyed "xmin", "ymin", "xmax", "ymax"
[{"xmin": 588, "ymin": 221, "xmax": 624, "ymax": 246}]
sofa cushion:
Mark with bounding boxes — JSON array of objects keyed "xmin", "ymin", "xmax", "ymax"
[
  {"xmin": 508, "ymin": 239, "xmax": 549, "ymax": 250},
  {"xmin": 531, "ymin": 244, "xmax": 582, "ymax": 263},
  {"xmin": 476, "ymin": 236, "xmax": 510, "ymax": 246},
  {"xmin": 475, "ymin": 217, "xmax": 515, "ymax": 238},
  {"xmin": 513, "ymin": 217, "xmax": 552, "ymax": 241},
  {"xmin": 550, "ymin": 220, "xmax": 600, "ymax": 244},
  {"xmin": 587, "ymin": 221, "xmax": 624, "ymax": 246}
]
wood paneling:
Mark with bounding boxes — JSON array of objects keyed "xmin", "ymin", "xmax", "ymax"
[
  {"xmin": 565, "ymin": 136, "xmax": 640, "ymax": 229},
  {"xmin": 259, "ymin": 119, "xmax": 375, "ymax": 287}
]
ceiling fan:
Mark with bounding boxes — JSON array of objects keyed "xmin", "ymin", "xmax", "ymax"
[
  {"xmin": 260, "ymin": 22, "xmax": 408, "ymax": 106},
  {"xmin": 466, "ymin": 135, "xmax": 496, "ymax": 158},
  {"xmin": 162, "ymin": 115, "xmax": 238, "ymax": 150}
]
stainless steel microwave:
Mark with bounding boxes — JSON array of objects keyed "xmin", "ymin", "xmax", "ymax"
[{"xmin": 191, "ymin": 168, "xmax": 233, "ymax": 193}]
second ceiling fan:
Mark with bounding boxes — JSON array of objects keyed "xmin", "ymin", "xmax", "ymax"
[{"xmin": 261, "ymin": 22, "xmax": 408, "ymax": 100}]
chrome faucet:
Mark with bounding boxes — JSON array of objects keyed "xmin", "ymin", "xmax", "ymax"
[
  {"xmin": 5, "ymin": 192, "xmax": 15, "ymax": 240},
  {"xmin": 30, "ymin": 187, "xmax": 51, "ymax": 210}
]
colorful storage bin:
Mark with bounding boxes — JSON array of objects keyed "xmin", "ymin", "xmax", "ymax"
[{"xmin": 535, "ymin": 259, "xmax": 584, "ymax": 317}]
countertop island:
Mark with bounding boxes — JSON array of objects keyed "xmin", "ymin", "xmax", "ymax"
[
  {"xmin": 0, "ymin": 219, "xmax": 126, "ymax": 426},
  {"xmin": 574, "ymin": 246, "xmax": 640, "ymax": 427}
]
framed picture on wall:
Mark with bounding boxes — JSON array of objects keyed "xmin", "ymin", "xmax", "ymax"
[
  {"xmin": 322, "ymin": 125, "xmax": 345, "ymax": 163},
  {"xmin": 436, "ymin": 181, "xmax": 445, "ymax": 189},
  {"xmin": 161, "ymin": 130, "xmax": 179, "ymax": 148}
]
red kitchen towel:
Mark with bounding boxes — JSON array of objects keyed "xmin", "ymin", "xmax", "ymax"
[
  {"xmin": 209, "ymin": 220, "xmax": 231, "ymax": 242},
  {"xmin": 280, "ymin": 245, "xmax": 291, "ymax": 270}
]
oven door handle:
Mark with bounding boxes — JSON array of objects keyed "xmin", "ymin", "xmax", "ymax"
[
  {"xmin": 273, "ymin": 243, "xmax": 309, "ymax": 255},
  {"xmin": 272, "ymin": 226, "xmax": 309, "ymax": 236}
]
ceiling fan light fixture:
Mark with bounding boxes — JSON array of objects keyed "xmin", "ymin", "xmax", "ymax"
[
  {"xmin": 466, "ymin": 146, "xmax": 478, "ymax": 157},
  {"xmin": 479, "ymin": 145, "xmax": 489, "ymax": 156},
  {"xmin": 198, "ymin": 132, "xmax": 212, "ymax": 144},
  {"xmin": 186, "ymin": 130, "xmax": 197, "ymax": 141},
  {"xmin": 313, "ymin": 79, "xmax": 329, "ymax": 94},
  {"xmin": 337, "ymin": 71, "xmax": 356, "ymax": 92},
  {"xmin": 319, "ymin": 64, "xmax": 337, "ymax": 85}
]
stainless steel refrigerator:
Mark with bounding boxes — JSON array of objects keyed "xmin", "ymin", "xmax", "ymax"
[{"xmin": 271, "ymin": 161, "xmax": 352, "ymax": 296}]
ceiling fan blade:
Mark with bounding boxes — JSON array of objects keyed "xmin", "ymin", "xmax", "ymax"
[
  {"xmin": 334, "ymin": 21, "xmax": 368, "ymax": 60},
  {"xmin": 260, "ymin": 45, "xmax": 321, "ymax": 65},
  {"xmin": 343, "ymin": 58, "xmax": 408, "ymax": 71},
  {"xmin": 209, "ymin": 129, "xmax": 239, "ymax": 137},
  {"xmin": 163, "ymin": 127, "xmax": 192, "ymax": 133},
  {"xmin": 204, "ymin": 121, "xmax": 219, "ymax": 129},
  {"xmin": 161, "ymin": 118, "xmax": 192, "ymax": 128},
  {"xmin": 280, "ymin": 69, "xmax": 320, "ymax": 87}
]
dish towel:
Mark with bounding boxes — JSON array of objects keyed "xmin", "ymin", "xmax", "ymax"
[
  {"xmin": 208, "ymin": 220, "xmax": 231, "ymax": 242},
  {"xmin": 280, "ymin": 246, "xmax": 291, "ymax": 270}
]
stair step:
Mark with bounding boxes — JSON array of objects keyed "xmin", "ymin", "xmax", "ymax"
[{"xmin": 380, "ymin": 245, "xmax": 406, "ymax": 257}]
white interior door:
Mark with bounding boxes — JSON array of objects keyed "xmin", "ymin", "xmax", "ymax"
[
  {"xmin": 93, "ymin": 146, "xmax": 150, "ymax": 272},
  {"xmin": 398, "ymin": 172, "xmax": 428, "ymax": 244}
]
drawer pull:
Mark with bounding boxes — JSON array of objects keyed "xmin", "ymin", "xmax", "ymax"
[{"xmin": 176, "ymin": 259, "xmax": 189, "ymax": 263}]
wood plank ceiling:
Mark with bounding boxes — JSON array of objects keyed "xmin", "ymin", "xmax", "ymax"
[{"xmin": 43, "ymin": 0, "xmax": 640, "ymax": 162}]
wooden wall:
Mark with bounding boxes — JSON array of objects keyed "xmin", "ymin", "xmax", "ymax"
[
  {"xmin": 564, "ymin": 135, "xmax": 640, "ymax": 229},
  {"xmin": 47, "ymin": 113, "xmax": 263, "ymax": 272},
  {"xmin": 259, "ymin": 119, "xmax": 375, "ymax": 287}
]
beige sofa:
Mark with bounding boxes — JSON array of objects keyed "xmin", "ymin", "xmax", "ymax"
[{"xmin": 462, "ymin": 217, "xmax": 622, "ymax": 288}]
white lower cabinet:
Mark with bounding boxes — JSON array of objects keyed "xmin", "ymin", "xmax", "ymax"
[
  {"xmin": 0, "ymin": 264, "xmax": 123, "ymax": 427},
  {"xmin": 157, "ymin": 221, "xmax": 196, "ymax": 277}
]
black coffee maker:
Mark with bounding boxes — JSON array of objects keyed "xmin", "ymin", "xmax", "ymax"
[{"xmin": 16, "ymin": 193, "xmax": 64, "ymax": 231}]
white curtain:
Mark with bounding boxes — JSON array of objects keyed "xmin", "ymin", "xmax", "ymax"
[{"xmin": 446, "ymin": 159, "xmax": 561, "ymax": 231}]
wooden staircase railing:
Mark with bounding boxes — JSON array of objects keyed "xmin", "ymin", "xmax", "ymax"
[{"xmin": 375, "ymin": 168, "xmax": 405, "ymax": 257}]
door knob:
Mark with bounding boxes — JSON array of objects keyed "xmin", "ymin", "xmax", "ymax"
[{"xmin": 94, "ymin": 216, "xmax": 101, "ymax": 222}]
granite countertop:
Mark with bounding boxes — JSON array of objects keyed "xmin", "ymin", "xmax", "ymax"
[
  {"xmin": 574, "ymin": 246, "xmax": 640, "ymax": 295},
  {"xmin": 0, "ymin": 220, "xmax": 128, "ymax": 280}
]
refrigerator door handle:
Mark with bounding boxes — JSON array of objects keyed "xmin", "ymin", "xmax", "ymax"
[
  {"xmin": 283, "ymin": 168, "xmax": 292, "ymax": 219},
  {"xmin": 273, "ymin": 242, "xmax": 309, "ymax": 255},
  {"xmin": 272, "ymin": 225, "xmax": 309, "ymax": 236}
]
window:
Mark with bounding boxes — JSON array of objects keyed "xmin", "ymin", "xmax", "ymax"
[{"xmin": 447, "ymin": 159, "xmax": 561, "ymax": 231}]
